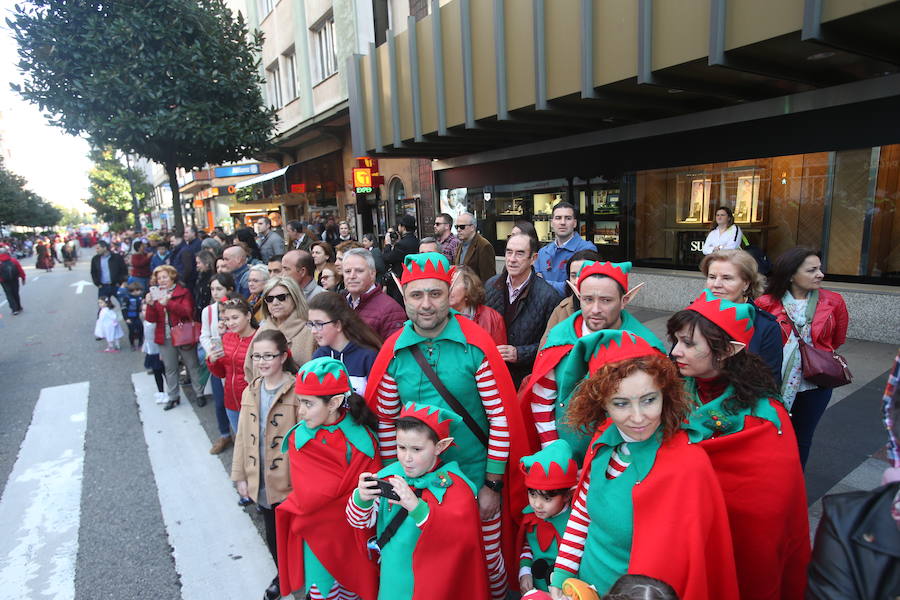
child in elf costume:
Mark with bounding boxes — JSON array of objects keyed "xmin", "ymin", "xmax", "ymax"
[
  {"xmin": 346, "ymin": 402, "xmax": 490, "ymax": 600},
  {"xmin": 518, "ymin": 440, "xmax": 578, "ymax": 595},
  {"xmin": 275, "ymin": 357, "xmax": 381, "ymax": 600}
]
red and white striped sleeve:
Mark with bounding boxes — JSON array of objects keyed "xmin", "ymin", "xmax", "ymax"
[
  {"xmin": 531, "ymin": 367, "xmax": 559, "ymax": 448},
  {"xmin": 475, "ymin": 360, "xmax": 510, "ymax": 470},
  {"xmin": 519, "ymin": 536, "xmax": 534, "ymax": 577},
  {"xmin": 553, "ymin": 470, "xmax": 592, "ymax": 582},
  {"xmin": 346, "ymin": 493, "xmax": 378, "ymax": 529},
  {"xmin": 374, "ymin": 372, "xmax": 401, "ymax": 461}
]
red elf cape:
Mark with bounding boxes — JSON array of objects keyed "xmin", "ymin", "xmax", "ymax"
[
  {"xmin": 578, "ymin": 421, "xmax": 739, "ymax": 600},
  {"xmin": 275, "ymin": 424, "xmax": 381, "ymax": 599},
  {"xmin": 695, "ymin": 400, "xmax": 810, "ymax": 600},
  {"xmin": 365, "ymin": 313, "xmax": 538, "ymax": 588}
]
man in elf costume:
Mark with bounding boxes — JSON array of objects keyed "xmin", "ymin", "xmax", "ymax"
[
  {"xmin": 346, "ymin": 403, "xmax": 490, "ymax": 600},
  {"xmin": 365, "ymin": 252, "xmax": 535, "ymax": 599},
  {"xmin": 517, "ymin": 440, "xmax": 578, "ymax": 595},
  {"xmin": 275, "ymin": 358, "xmax": 380, "ymax": 600},
  {"xmin": 524, "ymin": 261, "xmax": 664, "ymax": 462}
]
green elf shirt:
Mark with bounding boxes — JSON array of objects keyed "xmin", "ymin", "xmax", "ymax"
[
  {"xmin": 386, "ymin": 311, "xmax": 500, "ymax": 487},
  {"xmin": 520, "ymin": 505, "xmax": 571, "ymax": 591},
  {"xmin": 680, "ymin": 378, "xmax": 782, "ymax": 443},
  {"xmin": 571, "ymin": 426, "xmax": 661, "ymax": 593}
]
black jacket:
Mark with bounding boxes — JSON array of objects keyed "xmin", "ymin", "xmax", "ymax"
[
  {"xmin": 382, "ymin": 232, "xmax": 420, "ymax": 276},
  {"xmin": 807, "ymin": 482, "xmax": 900, "ymax": 600},
  {"xmin": 749, "ymin": 300, "xmax": 783, "ymax": 388},
  {"xmin": 90, "ymin": 252, "xmax": 127, "ymax": 287},
  {"xmin": 484, "ymin": 269, "xmax": 562, "ymax": 388},
  {"xmin": 169, "ymin": 241, "xmax": 196, "ymax": 289}
]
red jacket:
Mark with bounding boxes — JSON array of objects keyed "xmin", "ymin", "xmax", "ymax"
[
  {"xmin": 348, "ymin": 286, "xmax": 407, "ymax": 341},
  {"xmin": 756, "ymin": 288, "xmax": 849, "ymax": 352},
  {"xmin": 472, "ymin": 304, "xmax": 507, "ymax": 346},
  {"xmin": 0, "ymin": 254, "xmax": 26, "ymax": 282},
  {"xmin": 207, "ymin": 331, "xmax": 254, "ymax": 412},
  {"xmin": 144, "ymin": 285, "xmax": 196, "ymax": 345},
  {"xmin": 130, "ymin": 252, "xmax": 151, "ymax": 278}
]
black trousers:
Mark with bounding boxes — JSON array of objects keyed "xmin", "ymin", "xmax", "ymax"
[
  {"xmin": 127, "ymin": 319, "xmax": 144, "ymax": 346},
  {"xmin": 1, "ymin": 280, "xmax": 21, "ymax": 312},
  {"xmin": 259, "ymin": 502, "xmax": 279, "ymax": 564}
]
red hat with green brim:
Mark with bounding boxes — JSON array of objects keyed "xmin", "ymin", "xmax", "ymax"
[
  {"xmin": 585, "ymin": 329, "xmax": 663, "ymax": 374},
  {"xmin": 399, "ymin": 402, "xmax": 461, "ymax": 441},
  {"xmin": 294, "ymin": 357, "xmax": 351, "ymax": 396},
  {"xmin": 685, "ymin": 289, "xmax": 755, "ymax": 346},
  {"xmin": 401, "ymin": 252, "xmax": 454, "ymax": 285},
  {"xmin": 520, "ymin": 440, "xmax": 578, "ymax": 490},
  {"xmin": 576, "ymin": 260, "xmax": 632, "ymax": 292}
]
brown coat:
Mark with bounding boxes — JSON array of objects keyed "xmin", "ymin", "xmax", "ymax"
[
  {"xmin": 454, "ymin": 232, "xmax": 497, "ymax": 284},
  {"xmin": 539, "ymin": 295, "xmax": 577, "ymax": 347},
  {"xmin": 243, "ymin": 311, "xmax": 317, "ymax": 382},
  {"xmin": 230, "ymin": 376, "xmax": 298, "ymax": 505}
]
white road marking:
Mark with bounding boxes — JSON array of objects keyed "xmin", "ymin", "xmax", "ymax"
[
  {"xmin": 132, "ymin": 372, "xmax": 276, "ymax": 600},
  {"xmin": 69, "ymin": 281, "xmax": 92, "ymax": 294},
  {"xmin": 0, "ymin": 382, "xmax": 89, "ymax": 600}
]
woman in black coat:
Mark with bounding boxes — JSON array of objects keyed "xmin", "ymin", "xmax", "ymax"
[{"xmin": 699, "ymin": 249, "xmax": 783, "ymax": 386}]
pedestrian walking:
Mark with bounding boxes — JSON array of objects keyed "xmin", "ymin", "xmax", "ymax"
[
  {"xmin": 756, "ymin": 247, "xmax": 850, "ymax": 468},
  {"xmin": 35, "ymin": 238, "xmax": 55, "ymax": 272},
  {"xmin": 141, "ymin": 310, "xmax": 168, "ymax": 405},
  {"xmin": 121, "ymin": 282, "xmax": 145, "ymax": 350},
  {"xmin": 94, "ymin": 296, "xmax": 123, "ymax": 352},
  {"xmin": 0, "ymin": 245, "xmax": 26, "ymax": 315},
  {"xmin": 91, "ymin": 240, "xmax": 127, "ymax": 300}
]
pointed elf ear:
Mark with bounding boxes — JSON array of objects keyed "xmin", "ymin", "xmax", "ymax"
[
  {"xmin": 728, "ymin": 341, "xmax": 746, "ymax": 356},
  {"xmin": 622, "ymin": 282, "xmax": 645, "ymax": 307},
  {"xmin": 327, "ymin": 393, "xmax": 345, "ymax": 411},
  {"xmin": 566, "ymin": 279, "xmax": 581, "ymax": 301},
  {"xmin": 435, "ymin": 437, "xmax": 454, "ymax": 454}
]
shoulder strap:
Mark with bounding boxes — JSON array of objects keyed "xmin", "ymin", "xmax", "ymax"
[
  {"xmin": 409, "ymin": 345, "xmax": 489, "ymax": 448},
  {"xmin": 375, "ymin": 488, "xmax": 424, "ymax": 550}
]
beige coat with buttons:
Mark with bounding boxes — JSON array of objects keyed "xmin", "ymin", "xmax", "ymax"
[{"xmin": 230, "ymin": 376, "xmax": 298, "ymax": 505}]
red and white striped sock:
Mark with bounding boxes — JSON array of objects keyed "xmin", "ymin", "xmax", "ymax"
[{"xmin": 481, "ymin": 511, "xmax": 508, "ymax": 600}]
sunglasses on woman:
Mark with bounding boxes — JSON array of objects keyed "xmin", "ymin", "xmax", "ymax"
[{"xmin": 264, "ymin": 293, "xmax": 289, "ymax": 303}]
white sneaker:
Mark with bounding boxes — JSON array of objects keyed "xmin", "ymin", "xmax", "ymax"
[{"xmin": 154, "ymin": 392, "xmax": 168, "ymax": 404}]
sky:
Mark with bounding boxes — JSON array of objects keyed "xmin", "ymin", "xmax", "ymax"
[{"xmin": 0, "ymin": 0, "xmax": 92, "ymax": 213}]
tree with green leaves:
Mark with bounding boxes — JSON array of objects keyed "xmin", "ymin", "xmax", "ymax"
[
  {"xmin": 9, "ymin": 0, "xmax": 278, "ymax": 232},
  {"xmin": 0, "ymin": 157, "xmax": 61, "ymax": 228},
  {"xmin": 86, "ymin": 146, "xmax": 152, "ymax": 231}
]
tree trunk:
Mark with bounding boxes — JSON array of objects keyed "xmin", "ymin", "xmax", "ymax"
[{"xmin": 165, "ymin": 162, "xmax": 184, "ymax": 232}]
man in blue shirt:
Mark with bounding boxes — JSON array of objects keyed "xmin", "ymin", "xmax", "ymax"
[
  {"xmin": 536, "ymin": 201, "xmax": 597, "ymax": 295},
  {"xmin": 90, "ymin": 240, "xmax": 127, "ymax": 301}
]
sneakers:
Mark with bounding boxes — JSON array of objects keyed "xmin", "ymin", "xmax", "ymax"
[
  {"xmin": 154, "ymin": 392, "xmax": 168, "ymax": 404},
  {"xmin": 209, "ymin": 436, "xmax": 233, "ymax": 455}
]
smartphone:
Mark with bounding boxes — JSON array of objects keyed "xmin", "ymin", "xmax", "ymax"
[
  {"xmin": 149, "ymin": 286, "xmax": 164, "ymax": 301},
  {"xmin": 366, "ymin": 476, "xmax": 401, "ymax": 501}
]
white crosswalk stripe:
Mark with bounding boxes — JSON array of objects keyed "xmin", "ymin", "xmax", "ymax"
[
  {"xmin": 132, "ymin": 372, "xmax": 277, "ymax": 600},
  {"xmin": 0, "ymin": 382, "xmax": 89, "ymax": 600}
]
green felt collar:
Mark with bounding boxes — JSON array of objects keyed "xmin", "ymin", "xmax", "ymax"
[
  {"xmin": 282, "ymin": 412, "xmax": 376, "ymax": 458},
  {"xmin": 681, "ymin": 378, "xmax": 782, "ymax": 444},
  {"xmin": 376, "ymin": 460, "xmax": 476, "ymax": 502},
  {"xmin": 394, "ymin": 310, "xmax": 468, "ymax": 351}
]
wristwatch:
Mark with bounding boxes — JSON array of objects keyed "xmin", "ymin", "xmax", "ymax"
[{"xmin": 484, "ymin": 479, "xmax": 503, "ymax": 493}]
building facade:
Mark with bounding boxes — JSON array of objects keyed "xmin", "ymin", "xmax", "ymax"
[{"xmin": 348, "ymin": 0, "xmax": 900, "ymax": 343}]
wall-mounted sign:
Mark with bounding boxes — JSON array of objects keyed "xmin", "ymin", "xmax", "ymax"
[
  {"xmin": 290, "ymin": 183, "xmax": 307, "ymax": 194},
  {"xmin": 215, "ymin": 164, "xmax": 260, "ymax": 178},
  {"xmin": 353, "ymin": 167, "xmax": 373, "ymax": 193},
  {"xmin": 195, "ymin": 185, "xmax": 239, "ymax": 201}
]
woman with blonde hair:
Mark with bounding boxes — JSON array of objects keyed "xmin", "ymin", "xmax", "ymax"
[
  {"xmin": 699, "ymin": 249, "xmax": 782, "ymax": 386},
  {"xmin": 243, "ymin": 276, "xmax": 317, "ymax": 382},
  {"xmin": 246, "ymin": 264, "xmax": 269, "ymax": 321}
]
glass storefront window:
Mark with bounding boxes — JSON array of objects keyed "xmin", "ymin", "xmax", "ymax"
[{"xmin": 633, "ymin": 146, "xmax": 900, "ymax": 283}]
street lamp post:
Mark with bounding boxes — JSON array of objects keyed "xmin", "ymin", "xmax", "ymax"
[{"xmin": 123, "ymin": 153, "xmax": 142, "ymax": 232}]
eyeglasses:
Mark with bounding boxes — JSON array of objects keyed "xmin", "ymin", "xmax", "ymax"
[
  {"xmin": 434, "ymin": 221, "xmax": 447, "ymax": 226},
  {"xmin": 264, "ymin": 293, "xmax": 289, "ymax": 303},
  {"xmin": 250, "ymin": 352, "xmax": 284, "ymax": 362},
  {"xmin": 456, "ymin": 224, "xmax": 472, "ymax": 229},
  {"xmin": 306, "ymin": 320, "xmax": 336, "ymax": 331}
]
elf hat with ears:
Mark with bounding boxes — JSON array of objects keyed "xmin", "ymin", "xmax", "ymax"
[
  {"xmin": 684, "ymin": 289, "xmax": 755, "ymax": 347},
  {"xmin": 294, "ymin": 357, "xmax": 351, "ymax": 396},
  {"xmin": 401, "ymin": 252, "xmax": 455, "ymax": 285},
  {"xmin": 399, "ymin": 402, "xmax": 462, "ymax": 442},
  {"xmin": 576, "ymin": 261, "xmax": 632, "ymax": 292},
  {"xmin": 520, "ymin": 440, "xmax": 578, "ymax": 490}
]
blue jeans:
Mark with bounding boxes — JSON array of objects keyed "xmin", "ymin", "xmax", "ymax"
[
  {"xmin": 226, "ymin": 408, "xmax": 240, "ymax": 436},
  {"xmin": 210, "ymin": 376, "xmax": 230, "ymax": 438},
  {"xmin": 790, "ymin": 386, "xmax": 833, "ymax": 469}
]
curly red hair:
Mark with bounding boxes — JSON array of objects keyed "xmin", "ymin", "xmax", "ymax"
[{"xmin": 566, "ymin": 354, "xmax": 691, "ymax": 442}]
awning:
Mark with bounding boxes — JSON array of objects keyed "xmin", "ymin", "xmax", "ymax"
[{"xmin": 234, "ymin": 165, "xmax": 289, "ymax": 189}]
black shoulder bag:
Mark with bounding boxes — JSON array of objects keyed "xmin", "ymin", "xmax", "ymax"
[{"xmin": 408, "ymin": 345, "xmax": 489, "ymax": 448}]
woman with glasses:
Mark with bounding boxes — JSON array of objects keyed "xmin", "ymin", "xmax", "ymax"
[
  {"xmin": 307, "ymin": 291, "xmax": 382, "ymax": 394},
  {"xmin": 318, "ymin": 263, "xmax": 342, "ymax": 293},
  {"xmin": 244, "ymin": 276, "xmax": 317, "ymax": 382}
]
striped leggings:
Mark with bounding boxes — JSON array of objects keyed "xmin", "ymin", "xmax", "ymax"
[
  {"xmin": 308, "ymin": 583, "xmax": 360, "ymax": 600},
  {"xmin": 482, "ymin": 511, "xmax": 508, "ymax": 600}
]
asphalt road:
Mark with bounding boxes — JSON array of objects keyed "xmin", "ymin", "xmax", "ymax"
[{"xmin": 0, "ymin": 255, "xmax": 267, "ymax": 599}]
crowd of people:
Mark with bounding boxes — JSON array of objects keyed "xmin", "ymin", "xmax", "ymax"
[{"xmin": 3, "ymin": 201, "xmax": 891, "ymax": 600}]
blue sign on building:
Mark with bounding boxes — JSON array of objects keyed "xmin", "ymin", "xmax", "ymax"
[{"xmin": 215, "ymin": 164, "xmax": 260, "ymax": 178}]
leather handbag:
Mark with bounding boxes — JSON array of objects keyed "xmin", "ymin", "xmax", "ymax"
[
  {"xmin": 171, "ymin": 321, "xmax": 202, "ymax": 347},
  {"xmin": 786, "ymin": 317, "xmax": 852, "ymax": 388}
]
